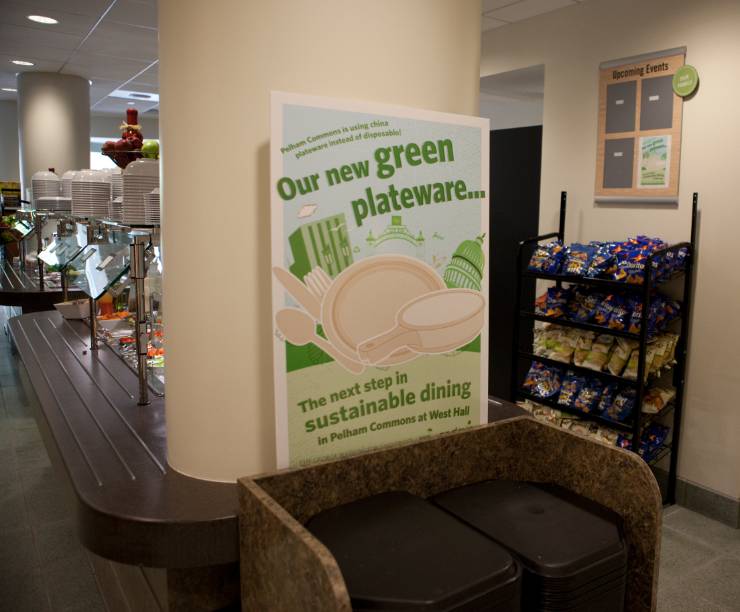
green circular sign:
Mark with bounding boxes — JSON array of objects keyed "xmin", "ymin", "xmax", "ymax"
[{"xmin": 673, "ymin": 65, "xmax": 699, "ymax": 97}]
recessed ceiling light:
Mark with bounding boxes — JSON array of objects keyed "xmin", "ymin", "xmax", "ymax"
[
  {"xmin": 1, "ymin": 88, "xmax": 17, "ymax": 92},
  {"xmin": 12, "ymin": 60, "xmax": 34, "ymax": 66},
  {"xmin": 127, "ymin": 101, "xmax": 136, "ymax": 105},
  {"xmin": 27, "ymin": 15, "xmax": 58, "ymax": 25}
]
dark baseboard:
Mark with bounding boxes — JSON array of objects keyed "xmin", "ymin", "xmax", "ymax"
[{"xmin": 653, "ymin": 467, "xmax": 740, "ymax": 528}]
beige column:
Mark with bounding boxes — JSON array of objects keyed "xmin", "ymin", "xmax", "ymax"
[
  {"xmin": 160, "ymin": 0, "xmax": 482, "ymax": 482},
  {"xmin": 17, "ymin": 72, "xmax": 90, "ymax": 195},
  {"xmin": 0, "ymin": 100, "xmax": 20, "ymax": 182}
]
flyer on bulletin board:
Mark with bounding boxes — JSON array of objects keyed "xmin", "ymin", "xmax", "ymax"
[{"xmin": 270, "ymin": 92, "xmax": 489, "ymax": 468}]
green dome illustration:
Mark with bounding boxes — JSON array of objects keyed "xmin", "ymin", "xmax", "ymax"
[{"xmin": 444, "ymin": 234, "xmax": 485, "ymax": 290}]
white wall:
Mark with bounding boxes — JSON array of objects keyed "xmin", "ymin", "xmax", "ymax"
[
  {"xmin": 482, "ymin": 0, "xmax": 740, "ymax": 500},
  {"xmin": 0, "ymin": 101, "xmax": 19, "ymax": 181},
  {"xmin": 479, "ymin": 92, "xmax": 543, "ymax": 130}
]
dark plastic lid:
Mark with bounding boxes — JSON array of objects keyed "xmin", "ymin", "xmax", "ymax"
[
  {"xmin": 306, "ymin": 491, "xmax": 521, "ymax": 611},
  {"xmin": 432, "ymin": 481, "xmax": 626, "ymax": 581}
]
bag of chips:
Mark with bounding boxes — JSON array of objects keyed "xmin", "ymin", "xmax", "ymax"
[
  {"xmin": 643, "ymin": 387, "xmax": 676, "ymax": 414},
  {"xmin": 607, "ymin": 338, "xmax": 637, "ymax": 376},
  {"xmin": 585, "ymin": 243, "xmax": 617, "ymax": 278},
  {"xmin": 574, "ymin": 378, "xmax": 604, "ymax": 413},
  {"xmin": 581, "ymin": 334, "xmax": 614, "ymax": 371},
  {"xmin": 594, "ymin": 294, "xmax": 619, "ymax": 326},
  {"xmin": 563, "ymin": 243, "xmax": 597, "ymax": 276},
  {"xmin": 528, "ymin": 241, "xmax": 566, "ymax": 274},
  {"xmin": 523, "ymin": 362, "xmax": 562, "ymax": 399},
  {"xmin": 606, "ymin": 388, "xmax": 636, "ymax": 422},
  {"xmin": 607, "ymin": 295, "xmax": 632, "ymax": 331},
  {"xmin": 597, "ymin": 383, "xmax": 618, "ymax": 415},
  {"xmin": 544, "ymin": 287, "xmax": 571, "ymax": 318},
  {"xmin": 573, "ymin": 331, "xmax": 596, "ymax": 366},
  {"xmin": 558, "ymin": 371, "xmax": 585, "ymax": 407},
  {"xmin": 570, "ymin": 289, "xmax": 603, "ymax": 323}
]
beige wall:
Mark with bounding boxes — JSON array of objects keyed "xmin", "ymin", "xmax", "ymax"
[
  {"xmin": 160, "ymin": 0, "xmax": 482, "ymax": 481},
  {"xmin": 0, "ymin": 101, "xmax": 20, "ymax": 182},
  {"xmin": 482, "ymin": 0, "xmax": 740, "ymax": 499}
]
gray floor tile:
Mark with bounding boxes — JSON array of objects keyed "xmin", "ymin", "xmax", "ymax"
[
  {"xmin": 35, "ymin": 519, "xmax": 85, "ymax": 567},
  {"xmin": 14, "ymin": 438, "xmax": 52, "ymax": 472},
  {"xmin": 681, "ymin": 556, "xmax": 740, "ymax": 610},
  {"xmin": 0, "ymin": 527, "xmax": 40, "ymax": 575},
  {"xmin": 0, "ymin": 485, "xmax": 28, "ymax": 529},
  {"xmin": 658, "ymin": 581, "xmax": 731, "ymax": 611},
  {"xmin": 0, "ymin": 568, "xmax": 50, "ymax": 612},
  {"xmin": 13, "ymin": 425, "xmax": 41, "ymax": 446},
  {"xmin": 664, "ymin": 507, "xmax": 740, "ymax": 558},
  {"xmin": 20, "ymin": 467, "xmax": 72, "ymax": 526},
  {"xmin": 43, "ymin": 553, "xmax": 105, "ymax": 612},
  {"xmin": 658, "ymin": 522, "xmax": 719, "ymax": 584}
]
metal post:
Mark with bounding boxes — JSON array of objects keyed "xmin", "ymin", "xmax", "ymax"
[
  {"xmin": 131, "ymin": 235, "xmax": 149, "ymax": 406},
  {"xmin": 89, "ymin": 297, "xmax": 98, "ymax": 350},
  {"xmin": 61, "ymin": 269, "xmax": 68, "ymax": 302},
  {"xmin": 35, "ymin": 213, "xmax": 44, "ymax": 291}
]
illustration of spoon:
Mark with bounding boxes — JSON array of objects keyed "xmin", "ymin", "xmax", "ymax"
[
  {"xmin": 273, "ymin": 267, "xmax": 322, "ymax": 321},
  {"xmin": 276, "ymin": 308, "xmax": 365, "ymax": 375}
]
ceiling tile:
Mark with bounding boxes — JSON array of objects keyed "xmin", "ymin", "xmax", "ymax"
[
  {"xmin": 0, "ymin": 40, "xmax": 71, "ymax": 63},
  {"xmin": 125, "ymin": 81, "xmax": 158, "ymax": 94},
  {"xmin": 7, "ymin": 0, "xmax": 112, "ymax": 17},
  {"xmin": 105, "ymin": 0, "xmax": 158, "ymax": 30},
  {"xmin": 62, "ymin": 51, "xmax": 151, "ymax": 81},
  {"xmin": 0, "ymin": 2, "xmax": 98, "ymax": 37},
  {"xmin": 0, "ymin": 53, "xmax": 65, "ymax": 73},
  {"xmin": 128, "ymin": 62, "xmax": 157, "ymax": 86},
  {"xmin": 486, "ymin": 0, "xmax": 576, "ymax": 23},
  {"xmin": 0, "ymin": 23, "xmax": 83, "ymax": 52},
  {"xmin": 80, "ymin": 21, "xmax": 157, "ymax": 62},
  {"xmin": 482, "ymin": 0, "xmax": 520, "ymax": 13},
  {"xmin": 91, "ymin": 95, "xmax": 158, "ymax": 116},
  {"xmin": 482, "ymin": 16, "xmax": 508, "ymax": 31},
  {"xmin": 89, "ymin": 78, "xmax": 121, "ymax": 102}
]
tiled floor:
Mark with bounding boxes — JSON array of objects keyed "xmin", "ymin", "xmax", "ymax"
[
  {"xmin": 0, "ymin": 322, "xmax": 104, "ymax": 612},
  {"xmin": 1, "ymin": 317, "xmax": 739, "ymax": 611}
]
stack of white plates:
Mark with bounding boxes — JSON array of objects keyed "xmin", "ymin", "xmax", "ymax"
[
  {"xmin": 36, "ymin": 196, "xmax": 72, "ymax": 212},
  {"xmin": 109, "ymin": 196, "xmax": 123, "ymax": 222},
  {"xmin": 110, "ymin": 168, "xmax": 123, "ymax": 200},
  {"xmin": 144, "ymin": 188, "xmax": 160, "ymax": 225},
  {"xmin": 31, "ymin": 170, "xmax": 60, "ymax": 206},
  {"xmin": 72, "ymin": 170, "xmax": 111, "ymax": 218},
  {"xmin": 122, "ymin": 159, "xmax": 159, "ymax": 225},
  {"xmin": 60, "ymin": 170, "xmax": 78, "ymax": 198}
]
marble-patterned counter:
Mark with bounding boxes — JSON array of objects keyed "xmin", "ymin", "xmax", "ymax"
[{"xmin": 239, "ymin": 415, "xmax": 662, "ymax": 611}]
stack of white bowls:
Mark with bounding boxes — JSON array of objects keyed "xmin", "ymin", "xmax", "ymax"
[
  {"xmin": 35, "ymin": 196, "xmax": 72, "ymax": 212},
  {"xmin": 144, "ymin": 188, "xmax": 160, "ymax": 225},
  {"xmin": 122, "ymin": 159, "xmax": 159, "ymax": 225},
  {"xmin": 109, "ymin": 196, "xmax": 123, "ymax": 222},
  {"xmin": 110, "ymin": 168, "xmax": 123, "ymax": 200},
  {"xmin": 31, "ymin": 170, "xmax": 60, "ymax": 206},
  {"xmin": 72, "ymin": 170, "xmax": 111, "ymax": 218},
  {"xmin": 61, "ymin": 170, "xmax": 78, "ymax": 197}
]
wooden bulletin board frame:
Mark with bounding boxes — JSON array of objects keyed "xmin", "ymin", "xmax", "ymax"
[{"xmin": 595, "ymin": 47, "xmax": 686, "ymax": 203}]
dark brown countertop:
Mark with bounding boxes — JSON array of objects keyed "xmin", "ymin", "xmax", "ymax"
[
  {"xmin": 9, "ymin": 311, "xmax": 240, "ymax": 568},
  {"xmin": 10, "ymin": 308, "xmax": 525, "ymax": 569}
]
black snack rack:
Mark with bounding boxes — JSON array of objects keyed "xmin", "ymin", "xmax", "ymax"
[{"xmin": 510, "ymin": 191, "xmax": 697, "ymax": 504}]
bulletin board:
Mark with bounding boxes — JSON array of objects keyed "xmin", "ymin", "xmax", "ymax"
[{"xmin": 595, "ymin": 47, "xmax": 686, "ymax": 203}]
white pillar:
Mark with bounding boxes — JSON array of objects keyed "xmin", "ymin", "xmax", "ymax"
[
  {"xmin": 160, "ymin": 0, "xmax": 482, "ymax": 482},
  {"xmin": 0, "ymin": 101, "xmax": 20, "ymax": 182},
  {"xmin": 17, "ymin": 72, "xmax": 89, "ymax": 194}
]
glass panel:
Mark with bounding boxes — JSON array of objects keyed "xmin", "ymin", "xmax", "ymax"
[
  {"xmin": 68, "ymin": 243, "xmax": 131, "ymax": 300},
  {"xmin": 38, "ymin": 235, "xmax": 84, "ymax": 269}
]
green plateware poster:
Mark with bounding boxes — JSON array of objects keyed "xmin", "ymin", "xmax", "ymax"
[{"xmin": 271, "ymin": 92, "xmax": 489, "ymax": 468}]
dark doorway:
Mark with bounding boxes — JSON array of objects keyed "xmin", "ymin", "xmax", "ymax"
[{"xmin": 488, "ymin": 126, "xmax": 542, "ymax": 400}]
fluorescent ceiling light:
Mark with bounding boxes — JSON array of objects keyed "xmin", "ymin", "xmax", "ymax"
[
  {"xmin": 12, "ymin": 60, "xmax": 34, "ymax": 66},
  {"xmin": 28, "ymin": 15, "xmax": 58, "ymax": 24},
  {"xmin": 127, "ymin": 101, "xmax": 136, "ymax": 105},
  {"xmin": 109, "ymin": 89, "xmax": 159, "ymax": 103},
  {"xmin": 1, "ymin": 88, "xmax": 17, "ymax": 92}
]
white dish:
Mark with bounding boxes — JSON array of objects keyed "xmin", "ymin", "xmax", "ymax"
[{"xmin": 54, "ymin": 299, "xmax": 90, "ymax": 320}]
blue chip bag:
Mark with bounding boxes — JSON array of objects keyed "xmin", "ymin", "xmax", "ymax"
[
  {"xmin": 571, "ymin": 289, "xmax": 603, "ymax": 323},
  {"xmin": 597, "ymin": 383, "xmax": 618, "ymax": 415},
  {"xmin": 594, "ymin": 294, "xmax": 618, "ymax": 326},
  {"xmin": 528, "ymin": 241, "xmax": 566, "ymax": 274},
  {"xmin": 558, "ymin": 371, "xmax": 585, "ymax": 407},
  {"xmin": 607, "ymin": 295, "xmax": 631, "ymax": 331},
  {"xmin": 574, "ymin": 378, "xmax": 604, "ymax": 413},
  {"xmin": 585, "ymin": 243, "xmax": 617, "ymax": 278},
  {"xmin": 523, "ymin": 362, "xmax": 562, "ymax": 399},
  {"xmin": 545, "ymin": 287, "xmax": 571, "ymax": 318},
  {"xmin": 563, "ymin": 243, "xmax": 597, "ymax": 276},
  {"xmin": 606, "ymin": 388, "xmax": 636, "ymax": 422}
]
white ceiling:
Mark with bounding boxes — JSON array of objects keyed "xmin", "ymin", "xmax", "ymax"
[
  {"xmin": 482, "ymin": 0, "xmax": 587, "ymax": 31},
  {"xmin": 0, "ymin": 0, "xmax": 158, "ymax": 117}
]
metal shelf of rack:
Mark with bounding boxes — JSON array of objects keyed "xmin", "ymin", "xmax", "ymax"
[{"xmin": 510, "ymin": 191, "xmax": 697, "ymax": 505}]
